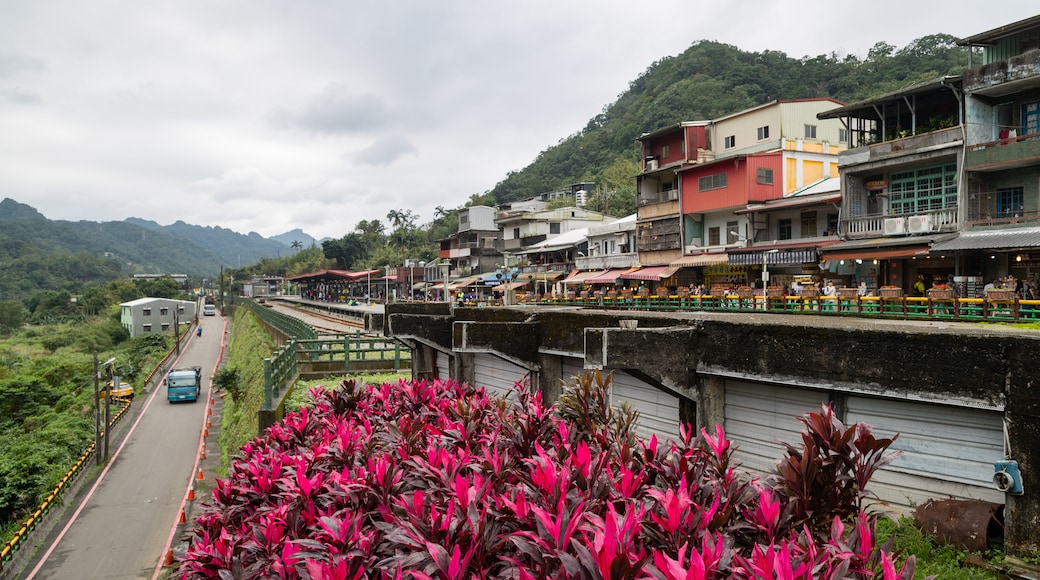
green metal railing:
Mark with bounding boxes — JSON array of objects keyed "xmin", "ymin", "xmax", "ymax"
[
  {"xmin": 514, "ymin": 292, "xmax": 1040, "ymax": 323},
  {"xmin": 264, "ymin": 342, "xmax": 299, "ymax": 410},
  {"xmin": 239, "ymin": 298, "xmax": 318, "ymax": 340},
  {"xmin": 296, "ymin": 331, "xmax": 408, "ymax": 371}
]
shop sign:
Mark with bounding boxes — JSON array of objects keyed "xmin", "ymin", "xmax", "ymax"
[{"xmin": 864, "ymin": 179, "xmax": 888, "ymax": 191}]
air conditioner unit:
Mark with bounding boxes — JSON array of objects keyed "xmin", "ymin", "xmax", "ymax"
[
  {"xmin": 667, "ymin": 190, "xmax": 679, "ymax": 201},
  {"xmin": 907, "ymin": 214, "xmax": 933, "ymax": 234},
  {"xmin": 646, "ymin": 159, "xmax": 659, "ymax": 171},
  {"xmin": 883, "ymin": 217, "xmax": 906, "ymax": 235}
]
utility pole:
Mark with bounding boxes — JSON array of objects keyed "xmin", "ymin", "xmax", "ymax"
[
  {"xmin": 93, "ymin": 353, "xmax": 101, "ymax": 466},
  {"xmin": 104, "ymin": 362, "xmax": 112, "ymax": 461},
  {"xmin": 174, "ymin": 309, "xmax": 181, "ymax": 355}
]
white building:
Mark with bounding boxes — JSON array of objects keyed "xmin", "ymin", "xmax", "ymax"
[{"xmin": 119, "ymin": 297, "xmax": 196, "ymax": 337}]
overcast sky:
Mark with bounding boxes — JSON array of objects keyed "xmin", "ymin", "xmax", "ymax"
[{"xmin": 1, "ymin": 1, "xmax": 1037, "ymax": 240}]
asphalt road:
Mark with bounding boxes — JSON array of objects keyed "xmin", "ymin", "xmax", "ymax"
[{"xmin": 25, "ymin": 314, "xmax": 224, "ymax": 580}]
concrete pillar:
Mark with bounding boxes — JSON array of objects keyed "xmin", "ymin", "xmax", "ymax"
[
  {"xmin": 455, "ymin": 352, "xmax": 475, "ymax": 390},
  {"xmin": 411, "ymin": 343, "xmax": 435, "ymax": 382},
  {"xmin": 539, "ymin": 354, "xmax": 563, "ymax": 406},
  {"xmin": 698, "ymin": 375, "xmax": 726, "ymax": 432}
]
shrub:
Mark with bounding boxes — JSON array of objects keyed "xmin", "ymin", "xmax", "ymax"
[{"xmin": 180, "ymin": 373, "xmax": 913, "ymax": 579}]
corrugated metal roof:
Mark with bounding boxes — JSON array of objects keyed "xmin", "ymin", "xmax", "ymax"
[{"xmin": 931, "ymin": 227, "xmax": 1040, "ymax": 251}]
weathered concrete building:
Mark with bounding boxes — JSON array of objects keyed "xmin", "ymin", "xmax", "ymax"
[{"xmin": 387, "ymin": 302, "xmax": 1039, "ymax": 555}]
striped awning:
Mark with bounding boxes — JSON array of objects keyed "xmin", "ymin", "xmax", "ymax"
[
  {"xmin": 584, "ymin": 268, "xmax": 630, "ymax": 284},
  {"xmin": 729, "ymin": 249, "xmax": 819, "ymax": 266},
  {"xmin": 563, "ymin": 270, "xmax": 605, "ymax": 285},
  {"xmin": 621, "ymin": 265, "xmax": 672, "ymax": 281},
  {"xmin": 670, "ymin": 253, "xmax": 730, "ymax": 267}
]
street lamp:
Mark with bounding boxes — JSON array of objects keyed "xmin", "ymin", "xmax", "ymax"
[{"xmin": 762, "ymin": 249, "xmax": 780, "ymax": 309}]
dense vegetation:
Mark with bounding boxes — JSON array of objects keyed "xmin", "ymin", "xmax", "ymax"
[
  {"xmin": 0, "ymin": 274, "xmax": 197, "ymax": 542},
  {"xmin": 180, "ymin": 373, "xmax": 914, "ymax": 578}
]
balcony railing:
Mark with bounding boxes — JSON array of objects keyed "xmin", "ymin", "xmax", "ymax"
[
  {"xmin": 962, "ymin": 48, "xmax": 1040, "ymax": 93},
  {"xmin": 966, "ymin": 132, "xmax": 1040, "ymax": 171},
  {"xmin": 842, "ymin": 207, "xmax": 958, "ymax": 238},
  {"xmin": 576, "ymin": 253, "xmax": 639, "ymax": 271}
]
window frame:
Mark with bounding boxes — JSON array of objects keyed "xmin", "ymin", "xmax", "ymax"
[
  {"xmin": 756, "ymin": 168, "xmax": 774, "ymax": 185},
  {"xmin": 724, "ymin": 135, "xmax": 736, "ymax": 149},
  {"xmin": 698, "ymin": 173, "xmax": 728, "ymax": 192},
  {"xmin": 804, "ymin": 124, "xmax": 817, "ymax": 139},
  {"xmin": 778, "ymin": 218, "xmax": 793, "ymax": 240},
  {"xmin": 757, "ymin": 126, "xmax": 769, "ymax": 140}
]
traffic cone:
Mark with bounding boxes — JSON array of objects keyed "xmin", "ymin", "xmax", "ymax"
[
  {"xmin": 206, "ymin": 420, "xmax": 212, "ymax": 429},
  {"xmin": 199, "ymin": 445, "xmax": 207, "ymax": 460},
  {"xmin": 207, "ymin": 407, "xmax": 212, "ymax": 416},
  {"xmin": 164, "ymin": 549, "xmax": 174, "ymax": 566},
  {"xmin": 203, "ymin": 428, "xmax": 208, "ymax": 438},
  {"xmin": 197, "ymin": 469, "xmax": 204, "ymax": 481},
  {"xmin": 187, "ymin": 487, "xmax": 195, "ymax": 501},
  {"xmin": 179, "ymin": 509, "xmax": 187, "ymax": 524}
]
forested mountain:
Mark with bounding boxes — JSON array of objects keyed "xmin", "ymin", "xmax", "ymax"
[
  {"xmin": 124, "ymin": 217, "xmax": 293, "ymax": 268},
  {"xmin": 0, "ymin": 198, "xmax": 301, "ymax": 300},
  {"xmin": 487, "ymin": 34, "xmax": 969, "ymax": 209}
]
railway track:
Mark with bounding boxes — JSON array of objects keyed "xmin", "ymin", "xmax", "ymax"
[{"xmin": 267, "ymin": 302, "xmax": 367, "ymax": 334}]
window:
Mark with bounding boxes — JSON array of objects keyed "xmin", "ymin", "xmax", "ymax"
[
  {"xmin": 778, "ymin": 218, "xmax": 793, "ymax": 240},
  {"xmin": 888, "ymin": 163, "xmax": 958, "ymax": 214},
  {"xmin": 143, "ymin": 324, "xmax": 153, "ymax": 333},
  {"xmin": 142, "ymin": 308, "xmax": 152, "ymax": 316},
  {"xmin": 998, "ymin": 187, "xmax": 1024, "ymax": 218},
  {"xmin": 460, "ymin": 213, "xmax": 469, "ymax": 225},
  {"xmin": 1024, "ymin": 101, "xmax": 1040, "ymax": 137},
  {"xmin": 838, "ymin": 128, "xmax": 848, "ymax": 143},
  {"xmin": 513, "ymin": 227, "xmax": 520, "ymax": 239},
  {"xmin": 804, "ymin": 124, "xmax": 817, "ymax": 139},
  {"xmin": 160, "ymin": 307, "xmax": 169, "ymax": 316},
  {"xmin": 661, "ymin": 145, "xmax": 670, "ymax": 158},
  {"xmin": 549, "ymin": 222, "xmax": 561, "ymax": 235},
  {"xmin": 724, "ymin": 135, "xmax": 735, "ymax": 149},
  {"xmin": 800, "ymin": 212, "xmax": 818, "ymax": 238},
  {"xmin": 708, "ymin": 227, "xmax": 721, "ymax": 246},
  {"xmin": 698, "ymin": 173, "xmax": 727, "ymax": 191},
  {"xmin": 178, "ymin": 307, "xmax": 185, "ymax": 314},
  {"xmin": 757, "ymin": 126, "xmax": 769, "ymax": 140},
  {"xmin": 826, "ymin": 213, "xmax": 838, "ymax": 235},
  {"xmin": 756, "ymin": 168, "xmax": 774, "ymax": 185},
  {"xmin": 161, "ymin": 323, "xmax": 170, "ymax": 331},
  {"xmin": 726, "ymin": 221, "xmax": 739, "ymax": 244}
]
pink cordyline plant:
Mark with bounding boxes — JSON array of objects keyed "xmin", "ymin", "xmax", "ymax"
[{"xmin": 179, "ymin": 372, "xmax": 913, "ymax": 579}]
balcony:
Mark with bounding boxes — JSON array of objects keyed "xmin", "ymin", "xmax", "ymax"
[
  {"xmin": 840, "ymin": 127, "xmax": 962, "ymax": 168},
  {"xmin": 962, "ymin": 48, "xmax": 1040, "ymax": 96},
  {"xmin": 842, "ymin": 207, "xmax": 959, "ymax": 239},
  {"xmin": 966, "ymin": 133, "xmax": 1040, "ymax": 171},
  {"xmin": 576, "ymin": 253, "xmax": 639, "ymax": 271}
]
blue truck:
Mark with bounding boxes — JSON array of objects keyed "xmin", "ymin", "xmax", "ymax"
[{"xmin": 166, "ymin": 367, "xmax": 202, "ymax": 402}]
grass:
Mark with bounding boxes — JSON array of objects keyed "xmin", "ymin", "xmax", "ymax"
[
  {"xmin": 876, "ymin": 516, "xmax": 998, "ymax": 579},
  {"xmin": 283, "ymin": 371, "xmax": 411, "ymax": 413}
]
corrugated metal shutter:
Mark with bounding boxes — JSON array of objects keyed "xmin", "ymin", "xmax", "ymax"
[
  {"xmin": 846, "ymin": 396, "xmax": 1004, "ymax": 513},
  {"xmin": 725, "ymin": 382, "xmax": 830, "ymax": 476},
  {"xmin": 471, "ymin": 352, "xmax": 530, "ymax": 401},
  {"xmin": 610, "ymin": 370, "xmax": 682, "ymax": 442},
  {"xmin": 434, "ymin": 350, "xmax": 451, "ymax": 382},
  {"xmin": 561, "ymin": 358, "xmax": 586, "ymax": 391}
]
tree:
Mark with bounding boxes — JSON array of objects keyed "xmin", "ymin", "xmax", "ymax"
[
  {"xmin": 0, "ymin": 300, "xmax": 27, "ymax": 334},
  {"xmin": 322, "ymin": 234, "xmax": 367, "ymax": 269},
  {"xmin": 290, "ymin": 240, "xmax": 303, "ymax": 252}
]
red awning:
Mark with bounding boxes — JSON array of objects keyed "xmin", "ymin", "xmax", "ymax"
[
  {"xmin": 584, "ymin": 268, "xmax": 630, "ymax": 284},
  {"xmin": 821, "ymin": 246, "xmax": 931, "ymax": 261},
  {"xmin": 563, "ymin": 270, "xmax": 606, "ymax": 284},
  {"xmin": 621, "ymin": 265, "xmax": 671, "ymax": 281}
]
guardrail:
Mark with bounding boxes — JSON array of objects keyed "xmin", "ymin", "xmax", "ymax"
[
  {"xmin": 296, "ymin": 331, "xmax": 408, "ymax": 372},
  {"xmin": 238, "ymin": 298, "xmax": 317, "ymax": 340},
  {"xmin": 514, "ymin": 292, "xmax": 1040, "ymax": 323},
  {"xmin": 264, "ymin": 342, "xmax": 298, "ymax": 411}
]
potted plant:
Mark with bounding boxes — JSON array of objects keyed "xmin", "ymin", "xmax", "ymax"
[{"xmin": 879, "ymin": 286, "xmax": 903, "ymax": 298}]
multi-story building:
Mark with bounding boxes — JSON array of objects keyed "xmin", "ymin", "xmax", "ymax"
[
  {"xmin": 119, "ymin": 297, "xmax": 195, "ymax": 337},
  {"xmin": 495, "ymin": 203, "xmax": 608, "ymax": 255},
  {"xmin": 636, "ymin": 121, "xmax": 712, "ymax": 267},
  {"xmin": 932, "ymin": 14, "xmax": 1040, "ymax": 288},
  {"xmin": 817, "ymin": 78, "xmax": 964, "ymax": 291},
  {"xmin": 438, "ymin": 205, "xmax": 500, "ymax": 278}
]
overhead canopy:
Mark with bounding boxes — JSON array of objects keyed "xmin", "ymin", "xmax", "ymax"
[
  {"xmin": 514, "ymin": 271, "xmax": 565, "ymax": 282},
  {"xmin": 670, "ymin": 253, "xmax": 729, "ymax": 267},
  {"xmin": 491, "ymin": 281, "xmax": 528, "ymax": 292},
  {"xmin": 930, "ymin": 227, "xmax": 1040, "ymax": 251},
  {"xmin": 729, "ymin": 248, "xmax": 822, "ymax": 266},
  {"xmin": 563, "ymin": 270, "xmax": 606, "ymax": 285},
  {"xmin": 585, "ymin": 268, "xmax": 630, "ymax": 284},
  {"xmin": 622, "ymin": 265, "xmax": 672, "ymax": 281},
  {"xmin": 822, "ymin": 246, "xmax": 931, "ymax": 261}
]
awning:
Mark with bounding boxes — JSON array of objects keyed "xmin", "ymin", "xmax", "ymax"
[
  {"xmin": 445, "ymin": 275, "xmax": 483, "ymax": 291},
  {"xmin": 515, "ymin": 271, "xmax": 566, "ymax": 282},
  {"xmin": 584, "ymin": 268, "xmax": 630, "ymax": 284},
  {"xmin": 491, "ymin": 281, "xmax": 528, "ymax": 292},
  {"xmin": 622, "ymin": 265, "xmax": 672, "ymax": 281},
  {"xmin": 729, "ymin": 249, "xmax": 820, "ymax": 266},
  {"xmin": 930, "ymin": 227, "xmax": 1040, "ymax": 251},
  {"xmin": 821, "ymin": 246, "xmax": 931, "ymax": 261},
  {"xmin": 563, "ymin": 270, "xmax": 606, "ymax": 285},
  {"xmin": 670, "ymin": 253, "xmax": 730, "ymax": 267}
]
